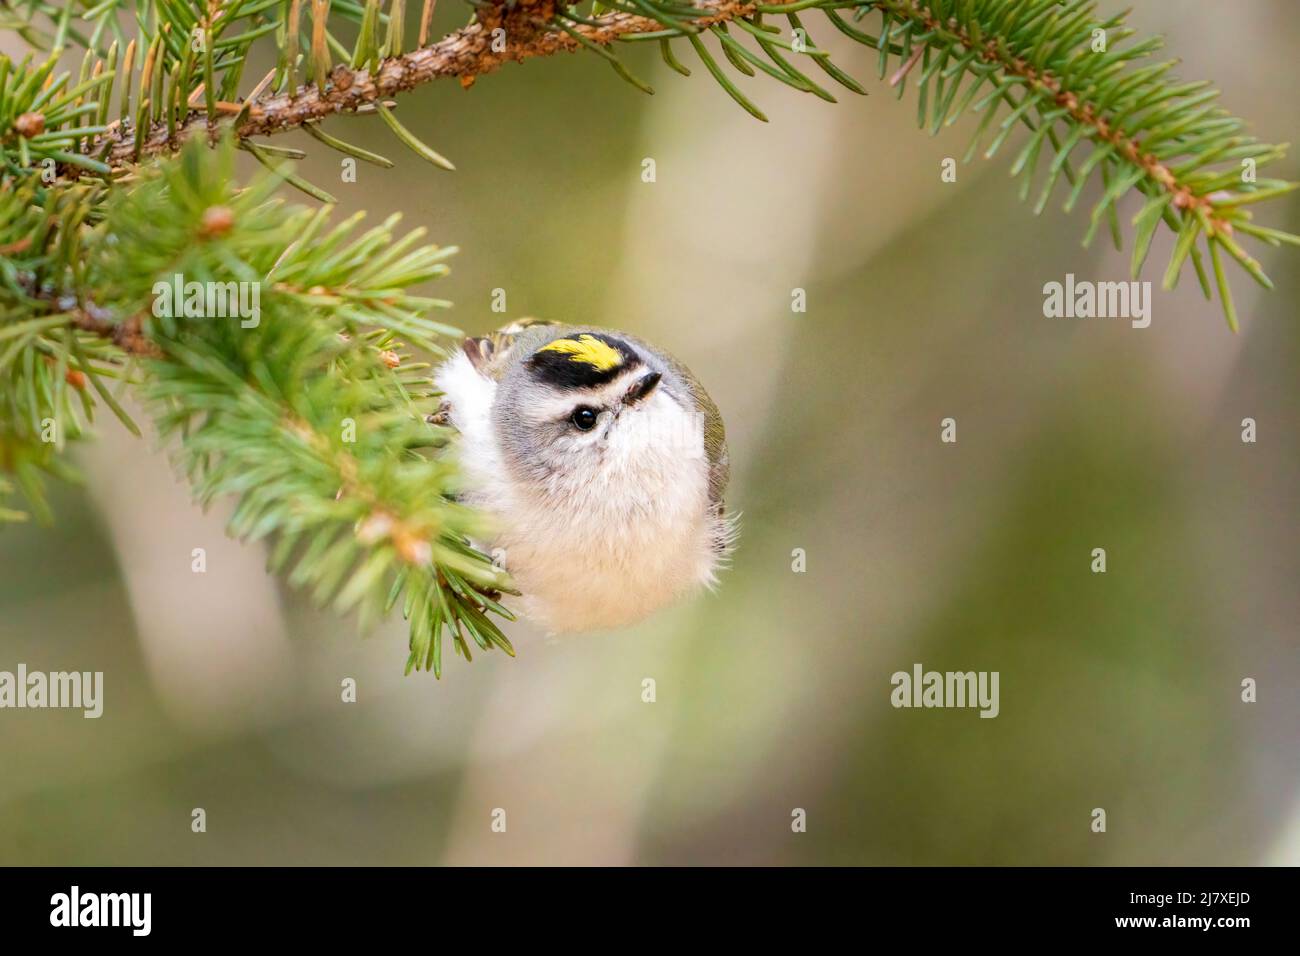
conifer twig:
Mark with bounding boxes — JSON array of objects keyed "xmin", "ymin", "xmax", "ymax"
[{"xmin": 92, "ymin": 0, "xmax": 758, "ymax": 171}]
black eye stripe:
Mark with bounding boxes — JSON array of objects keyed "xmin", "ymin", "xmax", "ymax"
[{"xmin": 624, "ymin": 370, "xmax": 662, "ymax": 404}]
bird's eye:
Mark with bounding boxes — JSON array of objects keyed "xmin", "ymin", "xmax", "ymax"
[{"xmin": 570, "ymin": 406, "xmax": 599, "ymax": 431}]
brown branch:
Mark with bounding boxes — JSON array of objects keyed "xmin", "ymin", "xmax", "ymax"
[
  {"xmin": 70, "ymin": 307, "xmax": 161, "ymax": 357},
  {"xmin": 15, "ymin": 272, "xmax": 161, "ymax": 357},
  {"xmin": 94, "ymin": 0, "xmax": 758, "ymax": 172}
]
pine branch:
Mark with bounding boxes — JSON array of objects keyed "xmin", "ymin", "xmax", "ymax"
[
  {"xmin": 1, "ymin": 175, "xmax": 128, "ymax": 523},
  {"xmin": 2, "ymin": 137, "xmax": 514, "ymax": 674},
  {"xmin": 118, "ymin": 139, "xmax": 518, "ymax": 675},
  {"xmin": 8, "ymin": 0, "xmax": 756, "ymax": 172},
  {"xmin": 5, "ymin": 0, "xmax": 1294, "ymax": 330},
  {"xmin": 854, "ymin": 0, "xmax": 1296, "ymax": 330}
]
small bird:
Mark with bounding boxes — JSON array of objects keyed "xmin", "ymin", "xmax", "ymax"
[{"xmin": 432, "ymin": 319, "xmax": 734, "ymax": 634}]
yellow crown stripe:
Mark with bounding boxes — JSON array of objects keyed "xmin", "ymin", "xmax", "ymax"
[{"xmin": 536, "ymin": 334, "xmax": 624, "ymax": 372}]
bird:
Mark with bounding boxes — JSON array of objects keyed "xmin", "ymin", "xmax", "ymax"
[{"xmin": 431, "ymin": 319, "xmax": 735, "ymax": 634}]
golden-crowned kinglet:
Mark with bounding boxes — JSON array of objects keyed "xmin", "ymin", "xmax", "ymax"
[{"xmin": 432, "ymin": 319, "xmax": 734, "ymax": 633}]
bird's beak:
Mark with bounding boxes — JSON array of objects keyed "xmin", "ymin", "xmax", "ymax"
[{"xmin": 624, "ymin": 370, "xmax": 662, "ymax": 405}]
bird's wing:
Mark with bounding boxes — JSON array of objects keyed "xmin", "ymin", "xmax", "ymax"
[
  {"xmin": 428, "ymin": 319, "xmax": 561, "ymax": 427},
  {"xmin": 463, "ymin": 318, "xmax": 561, "ymax": 381}
]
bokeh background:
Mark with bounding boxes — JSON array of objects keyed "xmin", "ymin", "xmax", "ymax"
[{"xmin": 1, "ymin": 0, "xmax": 1297, "ymax": 865}]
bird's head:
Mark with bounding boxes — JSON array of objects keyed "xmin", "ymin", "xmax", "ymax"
[{"xmin": 493, "ymin": 330, "xmax": 707, "ymax": 504}]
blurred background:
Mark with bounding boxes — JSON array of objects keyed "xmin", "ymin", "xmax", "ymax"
[{"xmin": 1, "ymin": 0, "xmax": 1297, "ymax": 865}]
